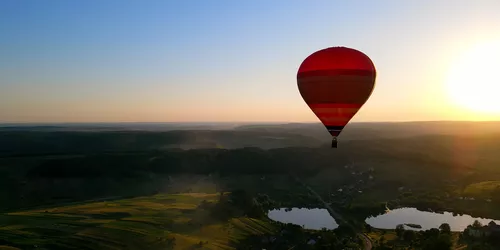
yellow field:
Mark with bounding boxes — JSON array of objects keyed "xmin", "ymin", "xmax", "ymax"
[
  {"xmin": 463, "ymin": 181, "xmax": 500, "ymax": 196},
  {"xmin": 0, "ymin": 193, "xmax": 276, "ymax": 250},
  {"xmin": 367, "ymin": 230, "xmax": 397, "ymax": 242}
]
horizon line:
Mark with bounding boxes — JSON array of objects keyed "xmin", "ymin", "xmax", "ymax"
[{"xmin": 1, "ymin": 119, "xmax": 500, "ymax": 126}]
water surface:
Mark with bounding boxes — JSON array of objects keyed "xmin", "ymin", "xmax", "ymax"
[
  {"xmin": 267, "ymin": 208, "xmax": 338, "ymax": 230},
  {"xmin": 366, "ymin": 207, "xmax": 500, "ymax": 231}
]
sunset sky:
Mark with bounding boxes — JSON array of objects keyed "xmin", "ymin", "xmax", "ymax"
[{"xmin": 1, "ymin": 1, "xmax": 499, "ymax": 123}]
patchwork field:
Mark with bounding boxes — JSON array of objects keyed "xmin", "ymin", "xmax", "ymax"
[{"xmin": 0, "ymin": 193, "xmax": 276, "ymax": 250}]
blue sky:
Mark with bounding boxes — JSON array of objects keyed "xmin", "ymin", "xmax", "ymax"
[{"xmin": 1, "ymin": 1, "xmax": 499, "ymax": 122}]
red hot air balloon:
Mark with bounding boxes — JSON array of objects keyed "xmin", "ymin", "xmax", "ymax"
[{"xmin": 297, "ymin": 47, "xmax": 376, "ymax": 148}]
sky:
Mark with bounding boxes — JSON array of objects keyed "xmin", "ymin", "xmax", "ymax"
[{"xmin": 1, "ymin": 0, "xmax": 500, "ymax": 123}]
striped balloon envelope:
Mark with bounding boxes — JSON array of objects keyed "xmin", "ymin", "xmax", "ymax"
[{"xmin": 297, "ymin": 47, "xmax": 376, "ymax": 148}]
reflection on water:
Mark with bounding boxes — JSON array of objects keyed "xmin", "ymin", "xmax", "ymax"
[
  {"xmin": 366, "ymin": 207, "xmax": 500, "ymax": 231},
  {"xmin": 267, "ymin": 208, "xmax": 338, "ymax": 230}
]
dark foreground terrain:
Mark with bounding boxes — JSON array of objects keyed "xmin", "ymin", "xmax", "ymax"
[{"xmin": 1, "ymin": 121, "xmax": 500, "ymax": 249}]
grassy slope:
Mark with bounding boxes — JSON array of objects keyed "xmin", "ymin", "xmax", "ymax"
[
  {"xmin": 0, "ymin": 193, "xmax": 276, "ymax": 250},
  {"xmin": 463, "ymin": 181, "xmax": 500, "ymax": 197}
]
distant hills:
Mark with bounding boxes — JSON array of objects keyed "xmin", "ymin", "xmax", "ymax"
[
  {"xmin": 1, "ymin": 121, "xmax": 500, "ymax": 159},
  {"xmin": 235, "ymin": 121, "xmax": 500, "ymax": 141},
  {"xmin": 0, "ymin": 122, "xmax": 249, "ymax": 132}
]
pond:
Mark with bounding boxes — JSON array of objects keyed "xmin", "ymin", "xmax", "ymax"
[
  {"xmin": 365, "ymin": 207, "xmax": 500, "ymax": 231},
  {"xmin": 267, "ymin": 208, "xmax": 338, "ymax": 230}
]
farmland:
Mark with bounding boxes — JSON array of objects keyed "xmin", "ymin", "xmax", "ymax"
[{"xmin": 0, "ymin": 193, "xmax": 276, "ymax": 250}]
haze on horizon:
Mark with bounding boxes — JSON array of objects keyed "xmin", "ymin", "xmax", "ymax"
[{"xmin": 1, "ymin": 1, "xmax": 500, "ymax": 123}]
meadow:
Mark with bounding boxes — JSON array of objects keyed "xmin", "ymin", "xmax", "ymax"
[{"xmin": 0, "ymin": 193, "xmax": 276, "ymax": 250}]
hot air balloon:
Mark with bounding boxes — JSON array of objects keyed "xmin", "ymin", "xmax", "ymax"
[{"xmin": 297, "ymin": 47, "xmax": 376, "ymax": 148}]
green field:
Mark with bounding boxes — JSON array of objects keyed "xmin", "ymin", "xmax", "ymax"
[
  {"xmin": 0, "ymin": 193, "xmax": 276, "ymax": 250},
  {"xmin": 366, "ymin": 230, "xmax": 397, "ymax": 242},
  {"xmin": 366, "ymin": 229, "xmax": 464, "ymax": 249},
  {"xmin": 463, "ymin": 181, "xmax": 500, "ymax": 197}
]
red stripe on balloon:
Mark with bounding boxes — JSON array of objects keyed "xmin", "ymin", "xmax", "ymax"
[
  {"xmin": 297, "ymin": 75, "xmax": 376, "ymax": 104},
  {"xmin": 297, "ymin": 69, "xmax": 374, "ymax": 78},
  {"xmin": 297, "ymin": 47, "xmax": 376, "ymax": 75},
  {"xmin": 308, "ymin": 103, "xmax": 360, "ymax": 126},
  {"xmin": 308, "ymin": 103, "xmax": 362, "ymax": 109},
  {"xmin": 312, "ymin": 110, "xmax": 358, "ymax": 119}
]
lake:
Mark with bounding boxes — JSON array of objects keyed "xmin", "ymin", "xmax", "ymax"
[
  {"xmin": 366, "ymin": 207, "xmax": 500, "ymax": 231},
  {"xmin": 267, "ymin": 208, "xmax": 338, "ymax": 230}
]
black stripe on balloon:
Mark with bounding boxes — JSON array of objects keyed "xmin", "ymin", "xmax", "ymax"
[
  {"xmin": 329, "ymin": 131, "xmax": 341, "ymax": 136},
  {"xmin": 325, "ymin": 126, "xmax": 345, "ymax": 131}
]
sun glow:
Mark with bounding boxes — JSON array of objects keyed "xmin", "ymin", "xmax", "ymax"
[{"xmin": 446, "ymin": 40, "xmax": 500, "ymax": 115}]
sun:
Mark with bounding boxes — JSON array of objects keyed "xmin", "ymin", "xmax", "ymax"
[{"xmin": 446, "ymin": 40, "xmax": 500, "ymax": 115}]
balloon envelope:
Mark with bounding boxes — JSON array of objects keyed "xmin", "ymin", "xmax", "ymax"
[{"xmin": 297, "ymin": 47, "xmax": 376, "ymax": 137}]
